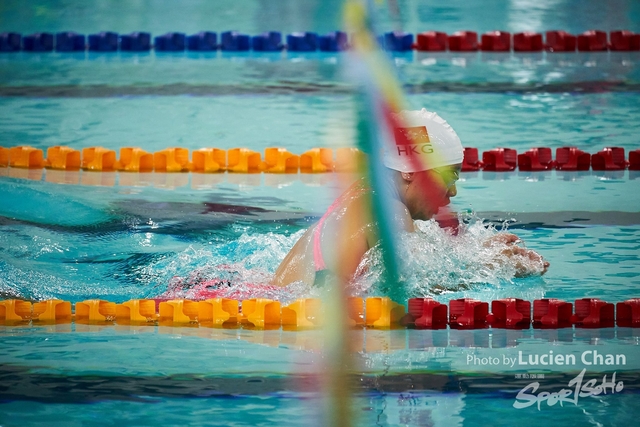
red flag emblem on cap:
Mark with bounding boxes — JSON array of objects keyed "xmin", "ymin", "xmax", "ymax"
[{"xmin": 394, "ymin": 126, "xmax": 430, "ymax": 145}]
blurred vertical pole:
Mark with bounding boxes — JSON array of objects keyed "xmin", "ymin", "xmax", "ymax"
[
  {"xmin": 322, "ymin": 274, "xmax": 355, "ymax": 427},
  {"xmin": 344, "ymin": 0, "xmax": 406, "ymax": 303}
]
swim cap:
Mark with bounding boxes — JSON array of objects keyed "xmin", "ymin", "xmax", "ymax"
[{"xmin": 382, "ymin": 109, "xmax": 464, "ymax": 173}]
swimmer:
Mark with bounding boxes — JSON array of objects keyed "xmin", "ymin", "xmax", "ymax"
[{"xmin": 273, "ymin": 109, "xmax": 549, "ymax": 287}]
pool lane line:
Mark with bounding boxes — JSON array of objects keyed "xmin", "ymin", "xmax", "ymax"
[
  {"xmin": 1, "ymin": 81, "xmax": 640, "ymax": 97},
  {"xmin": 2, "ymin": 297, "xmax": 640, "ymax": 329},
  {"xmin": 0, "ymin": 365, "xmax": 638, "ymax": 404}
]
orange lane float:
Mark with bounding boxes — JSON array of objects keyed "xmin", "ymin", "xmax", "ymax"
[
  {"xmin": 365, "ymin": 297, "xmax": 406, "ymax": 328},
  {"xmin": 281, "ymin": 298, "xmax": 322, "ymax": 328},
  {"xmin": 226, "ymin": 148, "xmax": 261, "ymax": 173},
  {"xmin": 192, "ymin": 148, "xmax": 225, "ymax": 173},
  {"xmin": 198, "ymin": 298, "xmax": 238, "ymax": 326},
  {"xmin": 45, "ymin": 146, "xmax": 81, "ymax": 170},
  {"xmin": 261, "ymin": 147, "xmax": 299, "ymax": 173},
  {"xmin": 9, "ymin": 146, "xmax": 44, "ymax": 169},
  {"xmin": 347, "ymin": 297, "xmax": 365, "ymax": 327},
  {"xmin": 116, "ymin": 147, "xmax": 154, "ymax": 172},
  {"xmin": 240, "ymin": 298, "xmax": 281, "ymax": 328},
  {"xmin": 75, "ymin": 299, "xmax": 117, "ymax": 322},
  {"xmin": 0, "ymin": 147, "xmax": 8, "ymax": 167},
  {"xmin": 159, "ymin": 299, "xmax": 199, "ymax": 323},
  {"xmin": 82, "ymin": 147, "xmax": 116, "ymax": 171},
  {"xmin": 0, "ymin": 299, "xmax": 32, "ymax": 322},
  {"xmin": 116, "ymin": 299, "xmax": 157, "ymax": 322},
  {"xmin": 153, "ymin": 147, "xmax": 192, "ymax": 172},
  {"xmin": 32, "ymin": 299, "xmax": 72, "ymax": 322},
  {"xmin": 300, "ymin": 147, "xmax": 334, "ymax": 172}
]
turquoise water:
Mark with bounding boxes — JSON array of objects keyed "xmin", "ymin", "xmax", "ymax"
[
  {"xmin": 0, "ymin": 326, "xmax": 639, "ymax": 426},
  {"xmin": 2, "ymin": 1, "xmax": 640, "ymax": 426}
]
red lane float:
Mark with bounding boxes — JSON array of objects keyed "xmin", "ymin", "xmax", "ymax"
[
  {"xmin": 617, "ymin": 299, "xmax": 640, "ymax": 327},
  {"xmin": 407, "ymin": 298, "xmax": 448, "ymax": 329},
  {"xmin": 415, "ymin": 31, "xmax": 447, "ymax": 51},
  {"xmin": 573, "ymin": 298, "xmax": 615, "ymax": 328},
  {"xmin": 555, "ymin": 146, "xmax": 591, "ymax": 171},
  {"xmin": 448, "ymin": 31, "xmax": 478, "ymax": 51},
  {"xmin": 488, "ymin": 298, "xmax": 531, "ymax": 329},
  {"xmin": 513, "ymin": 32, "xmax": 544, "ymax": 52},
  {"xmin": 533, "ymin": 298, "xmax": 573, "ymax": 328},
  {"xmin": 610, "ymin": 30, "xmax": 640, "ymax": 51},
  {"xmin": 517, "ymin": 147, "xmax": 554, "ymax": 171},
  {"xmin": 461, "ymin": 147, "xmax": 482, "ymax": 171},
  {"xmin": 577, "ymin": 30, "xmax": 608, "ymax": 51},
  {"xmin": 449, "ymin": 298, "xmax": 489, "ymax": 329},
  {"xmin": 545, "ymin": 30, "xmax": 577, "ymax": 52},
  {"xmin": 481, "ymin": 31, "xmax": 511, "ymax": 52},
  {"xmin": 591, "ymin": 147, "xmax": 628, "ymax": 171},
  {"xmin": 482, "ymin": 148, "xmax": 517, "ymax": 171},
  {"xmin": 629, "ymin": 149, "xmax": 640, "ymax": 171}
]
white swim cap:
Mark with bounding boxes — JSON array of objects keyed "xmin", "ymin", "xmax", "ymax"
[{"xmin": 382, "ymin": 109, "xmax": 464, "ymax": 173}]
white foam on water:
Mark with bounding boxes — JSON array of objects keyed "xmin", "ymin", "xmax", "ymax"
[{"xmin": 349, "ymin": 215, "xmax": 547, "ymax": 302}]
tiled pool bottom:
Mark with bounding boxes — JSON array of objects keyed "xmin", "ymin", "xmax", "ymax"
[{"xmin": 0, "ymin": 324, "xmax": 638, "ymax": 426}]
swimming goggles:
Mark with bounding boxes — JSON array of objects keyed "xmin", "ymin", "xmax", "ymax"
[{"xmin": 431, "ymin": 167, "xmax": 460, "ymax": 189}]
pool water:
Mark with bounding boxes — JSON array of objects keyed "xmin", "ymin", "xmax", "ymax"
[
  {"xmin": 2, "ymin": 0, "xmax": 640, "ymax": 426},
  {"xmin": 0, "ymin": 325, "xmax": 639, "ymax": 426}
]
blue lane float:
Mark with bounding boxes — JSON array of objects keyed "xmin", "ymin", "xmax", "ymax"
[
  {"xmin": 55, "ymin": 32, "xmax": 85, "ymax": 52},
  {"xmin": 187, "ymin": 32, "xmax": 218, "ymax": 51},
  {"xmin": 154, "ymin": 32, "xmax": 186, "ymax": 51},
  {"xmin": 252, "ymin": 32, "xmax": 283, "ymax": 51},
  {"xmin": 88, "ymin": 32, "xmax": 119, "ymax": 52},
  {"xmin": 286, "ymin": 32, "xmax": 318, "ymax": 52},
  {"xmin": 23, "ymin": 33, "xmax": 54, "ymax": 52},
  {"xmin": 0, "ymin": 32, "xmax": 21, "ymax": 52},
  {"xmin": 383, "ymin": 31, "xmax": 414, "ymax": 51},
  {"xmin": 319, "ymin": 31, "xmax": 348, "ymax": 51},
  {"xmin": 220, "ymin": 31, "xmax": 250, "ymax": 51},
  {"xmin": 120, "ymin": 32, "xmax": 151, "ymax": 51}
]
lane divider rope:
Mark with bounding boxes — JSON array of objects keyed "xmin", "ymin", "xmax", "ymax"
[
  {"xmin": 1, "ymin": 30, "xmax": 639, "ymax": 53},
  {"xmin": 1, "ymin": 145, "xmax": 638, "ymax": 174},
  {"xmin": 1, "ymin": 297, "xmax": 638, "ymax": 330}
]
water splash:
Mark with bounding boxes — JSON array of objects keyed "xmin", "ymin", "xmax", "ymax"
[
  {"xmin": 151, "ymin": 230, "xmax": 321, "ymax": 304},
  {"xmin": 0, "ymin": 214, "xmax": 547, "ymax": 304},
  {"xmin": 349, "ymin": 214, "xmax": 547, "ymax": 303},
  {"xmin": 155, "ymin": 213, "xmax": 546, "ymax": 305}
]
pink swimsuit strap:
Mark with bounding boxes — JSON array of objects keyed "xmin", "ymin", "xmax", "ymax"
[{"xmin": 313, "ymin": 180, "xmax": 368, "ymax": 271}]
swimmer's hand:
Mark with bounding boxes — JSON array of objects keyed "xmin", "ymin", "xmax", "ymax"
[{"xmin": 484, "ymin": 233, "xmax": 549, "ymax": 277}]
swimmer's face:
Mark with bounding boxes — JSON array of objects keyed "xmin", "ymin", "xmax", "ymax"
[{"xmin": 402, "ymin": 164, "xmax": 461, "ymax": 220}]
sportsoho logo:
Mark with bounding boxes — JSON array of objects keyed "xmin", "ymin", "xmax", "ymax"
[{"xmin": 393, "ymin": 126, "xmax": 435, "ymax": 156}]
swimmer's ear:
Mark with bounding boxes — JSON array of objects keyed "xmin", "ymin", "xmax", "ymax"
[{"xmin": 401, "ymin": 172, "xmax": 414, "ymax": 182}]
